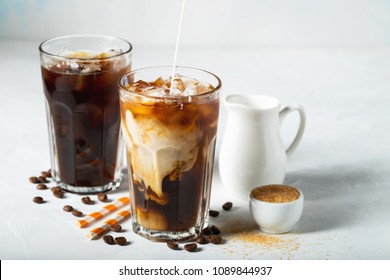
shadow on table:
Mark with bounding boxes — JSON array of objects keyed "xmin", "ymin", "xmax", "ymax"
[{"xmin": 284, "ymin": 164, "xmax": 374, "ymax": 233}]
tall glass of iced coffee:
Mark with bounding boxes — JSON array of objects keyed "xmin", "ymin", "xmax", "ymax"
[
  {"xmin": 40, "ymin": 35, "xmax": 132, "ymax": 194},
  {"xmin": 119, "ymin": 66, "xmax": 221, "ymax": 241}
]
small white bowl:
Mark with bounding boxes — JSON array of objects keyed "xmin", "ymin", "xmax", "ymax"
[{"xmin": 249, "ymin": 185, "xmax": 304, "ymax": 234}]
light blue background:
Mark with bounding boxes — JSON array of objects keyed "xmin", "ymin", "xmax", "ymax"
[{"xmin": 1, "ymin": 0, "xmax": 390, "ymax": 47}]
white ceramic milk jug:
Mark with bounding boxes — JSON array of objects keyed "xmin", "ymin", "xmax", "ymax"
[{"xmin": 219, "ymin": 94, "xmax": 306, "ymax": 200}]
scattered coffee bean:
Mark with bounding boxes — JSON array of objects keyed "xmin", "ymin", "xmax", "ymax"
[
  {"xmin": 29, "ymin": 176, "xmax": 40, "ymax": 184},
  {"xmin": 222, "ymin": 202, "xmax": 233, "ymax": 211},
  {"xmin": 211, "ymin": 225, "xmax": 221, "ymax": 235},
  {"xmin": 202, "ymin": 226, "xmax": 212, "ymax": 236},
  {"xmin": 167, "ymin": 241, "xmax": 179, "ymax": 250},
  {"xmin": 36, "ymin": 183, "xmax": 48, "ymax": 190},
  {"xmin": 50, "ymin": 186, "xmax": 65, "ymax": 198},
  {"xmin": 209, "ymin": 235, "xmax": 222, "ymax": 245},
  {"xmin": 110, "ymin": 224, "xmax": 122, "ymax": 232},
  {"xmin": 41, "ymin": 171, "xmax": 50, "ymax": 178},
  {"xmin": 71, "ymin": 209, "xmax": 83, "ymax": 217},
  {"xmin": 47, "ymin": 169, "xmax": 52, "ymax": 178},
  {"xmin": 51, "ymin": 186, "xmax": 62, "ymax": 193},
  {"xmin": 103, "ymin": 235, "xmax": 116, "ymax": 245},
  {"xmin": 97, "ymin": 193, "xmax": 108, "ymax": 202},
  {"xmin": 195, "ymin": 234, "xmax": 208, "ymax": 244},
  {"xmin": 33, "ymin": 196, "xmax": 44, "ymax": 204},
  {"xmin": 63, "ymin": 205, "xmax": 73, "ymax": 212},
  {"xmin": 39, "ymin": 176, "xmax": 49, "ymax": 183},
  {"xmin": 115, "ymin": 236, "xmax": 127, "ymax": 246},
  {"xmin": 184, "ymin": 243, "xmax": 197, "ymax": 252},
  {"xmin": 209, "ymin": 209, "xmax": 219, "ymax": 217},
  {"xmin": 81, "ymin": 196, "xmax": 94, "ymax": 205},
  {"xmin": 53, "ymin": 190, "xmax": 64, "ymax": 198}
]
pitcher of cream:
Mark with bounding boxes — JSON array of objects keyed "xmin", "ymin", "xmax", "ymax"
[{"xmin": 219, "ymin": 94, "xmax": 306, "ymax": 200}]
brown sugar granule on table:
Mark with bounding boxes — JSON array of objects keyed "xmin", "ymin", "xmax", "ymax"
[
  {"xmin": 233, "ymin": 231, "xmax": 283, "ymax": 247},
  {"xmin": 230, "ymin": 231, "xmax": 301, "ymax": 259},
  {"xmin": 251, "ymin": 185, "xmax": 300, "ymax": 203},
  {"xmin": 223, "ymin": 219, "xmax": 301, "ymax": 258},
  {"xmin": 224, "ymin": 220, "xmax": 284, "ymax": 248},
  {"xmin": 225, "ymin": 227, "xmax": 300, "ymax": 256}
]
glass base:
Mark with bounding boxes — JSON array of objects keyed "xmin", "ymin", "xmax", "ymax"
[
  {"xmin": 132, "ymin": 223, "xmax": 200, "ymax": 242},
  {"xmin": 55, "ymin": 176, "xmax": 122, "ymax": 194}
]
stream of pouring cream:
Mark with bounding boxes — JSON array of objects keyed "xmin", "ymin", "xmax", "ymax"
[{"xmin": 169, "ymin": 0, "xmax": 187, "ymax": 95}]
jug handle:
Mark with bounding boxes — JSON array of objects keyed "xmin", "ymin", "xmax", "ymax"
[{"xmin": 279, "ymin": 105, "xmax": 306, "ymax": 157}]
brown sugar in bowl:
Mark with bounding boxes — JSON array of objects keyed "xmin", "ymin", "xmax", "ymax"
[
  {"xmin": 249, "ymin": 184, "xmax": 304, "ymax": 234},
  {"xmin": 250, "ymin": 184, "xmax": 301, "ymax": 203}
]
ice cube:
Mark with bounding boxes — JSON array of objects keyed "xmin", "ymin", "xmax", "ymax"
[
  {"xmin": 173, "ymin": 78, "xmax": 185, "ymax": 92},
  {"xmin": 95, "ymin": 49, "xmax": 122, "ymax": 59},
  {"xmin": 152, "ymin": 77, "xmax": 164, "ymax": 87},
  {"xmin": 69, "ymin": 61, "xmax": 79, "ymax": 70},
  {"xmin": 126, "ymin": 74, "xmax": 214, "ymax": 97}
]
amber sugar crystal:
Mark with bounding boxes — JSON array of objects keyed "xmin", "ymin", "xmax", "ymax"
[{"xmin": 251, "ymin": 185, "xmax": 300, "ymax": 203}]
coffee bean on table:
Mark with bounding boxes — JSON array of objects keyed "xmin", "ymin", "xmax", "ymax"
[
  {"xmin": 71, "ymin": 209, "xmax": 83, "ymax": 217},
  {"xmin": 63, "ymin": 205, "xmax": 73, "ymax": 212},
  {"xmin": 97, "ymin": 193, "xmax": 108, "ymax": 202},
  {"xmin": 41, "ymin": 171, "xmax": 51, "ymax": 178},
  {"xmin": 209, "ymin": 235, "xmax": 222, "ymax": 244},
  {"xmin": 202, "ymin": 226, "xmax": 212, "ymax": 236},
  {"xmin": 195, "ymin": 234, "xmax": 208, "ymax": 244},
  {"xmin": 81, "ymin": 196, "xmax": 94, "ymax": 205},
  {"xmin": 110, "ymin": 224, "xmax": 122, "ymax": 232},
  {"xmin": 222, "ymin": 202, "xmax": 233, "ymax": 211},
  {"xmin": 209, "ymin": 210, "xmax": 219, "ymax": 217},
  {"xmin": 39, "ymin": 176, "xmax": 49, "ymax": 183},
  {"xmin": 36, "ymin": 184, "xmax": 48, "ymax": 190},
  {"xmin": 51, "ymin": 186, "xmax": 64, "ymax": 198},
  {"xmin": 184, "ymin": 243, "xmax": 197, "ymax": 252},
  {"xmin": 167, "ymin": 241, "xmax": 179, "ymax": 250},
  {"xmin": 115, "ymin": 236, "xmax": 127, "ymax": 246},
  {"xmin": 103, "ymin": 235, "xmax": 116, "ymax": 245},
  {"xmin": 211, "ymin": 225, "xmax": 221, "ymax": 235},
  {"xmin": 29, "ymin": 176, "xmax": 39, "ymax": 184},
  {"xmin": 53, "ymin": 190, "xmax": 64, "ymax": 198},
  {"xmin": 33, "ymin": 196, "xmax": 44, "ymax": 204},
  {"xmin": 51, "ymin": 186, "xmax": 61, "ymax": 193}
]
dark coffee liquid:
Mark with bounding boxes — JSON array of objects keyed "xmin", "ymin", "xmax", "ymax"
[
  {"xmin": 122, "ymin": 98, "xmax": 219, "ymax": 231},
  {"xmin": 132, "ymin": 151, "xmax": 209, "ymax": 231},
  {"xmin": 41, "ymin": 60, "xmax": 130, "ymax": 189}
]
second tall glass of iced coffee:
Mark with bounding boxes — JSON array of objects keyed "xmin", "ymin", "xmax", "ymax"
[
  {"xmin": 40, "ymin": 35, "xmax": 132, "ymax": 194},
  {"xmin": 119, "ymin": 67, "xmax": 221, "ymax": 241}
]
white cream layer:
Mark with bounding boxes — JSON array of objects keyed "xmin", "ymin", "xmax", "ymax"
[{"xmin": 124, "ymin": 110, "xmax": 201, "ymax": 199}]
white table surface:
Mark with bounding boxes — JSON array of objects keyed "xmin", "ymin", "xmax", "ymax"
[{"xmin": 1, "ymin": 38, "xmax": 389, "ymax": 260}]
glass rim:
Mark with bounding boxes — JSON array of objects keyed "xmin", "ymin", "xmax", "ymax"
[
  {"xmin": 118, "ymin": 66, "xmax": 222, "ymax": 100},
  {"xmin": 39, "ymin": 34, "xmax": 133, "ymax": 61}
]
